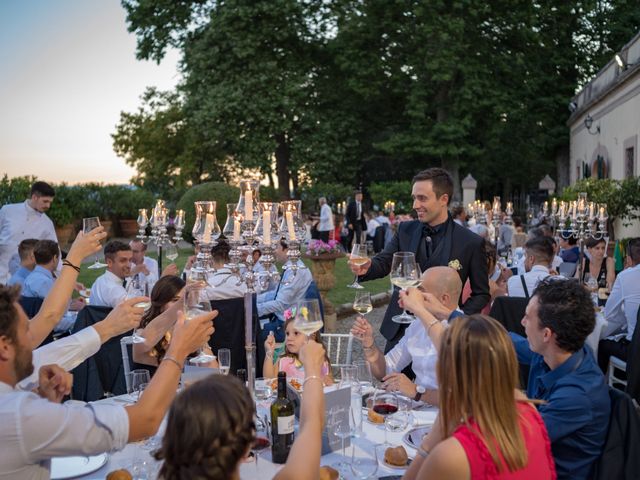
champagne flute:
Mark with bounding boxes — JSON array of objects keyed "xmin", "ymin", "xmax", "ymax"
[
  {"xmin": 292, "ymin": 299, "xmax": 323, "ymax": 336},
  {"xmin": 390, "ymin": 252, "xmax": 421, "ymax": 323},
  {"xmin": 184, "ymin": 287, "xmax": 216, "ymax": 364},
  {"xmin": 347, "ymin": 243, "xmax": 367, "ymax": 289},
  {"xmin": 217, "ymin": 348, "xmax": 231, "ymax": 374},
  {"xmin": 83, "ymin": 217, "xmax": 107, "ymax": 269},
  {"xmin": 329, "ymin": 406, "xmax": 353, "ymax": 475},
  {"xmin": 126, "ymin": 275, "xmax": 150, "ymax": 344},
  {"xmin": 353, "ymin": 291, "xmax": 373, "ymax": 316},
  {"xmin": 165, "ymin": 243, "xmax": 178, "ymax": 262}
]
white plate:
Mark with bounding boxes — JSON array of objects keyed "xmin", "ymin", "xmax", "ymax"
[
  {"xmin": 50, "ymin": 453, "xmax": 108, "ymax": 479},
  {"xmin": 382, "ymin": 457, "xmax": 413, "ymax": 470},
  {"xmin": 403, "ymin": 426, "xmax": 432, "ymax": 450}
]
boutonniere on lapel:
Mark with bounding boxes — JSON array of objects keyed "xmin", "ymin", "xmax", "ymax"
[{"xmin": 448, "ymin": 259, "xmax": 462, "ymax": 271}]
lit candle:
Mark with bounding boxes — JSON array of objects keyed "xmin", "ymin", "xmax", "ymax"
[
  {"xmin": 588, "ymin": 202, "xmax": 595, "ymax": 219},
  {"xmin": 263, "ymin": 210, "xmax": 271, "ymax": 245},
  {"xmin": 175, "ymin": 209, "xmax": 185, "ymax": 228},
  {"xmin": 203, "ymin": 213, "xmax": 214, "ymax": 244},
  {"xmin": 551, "ymin": 198, "xmax": 557, "ymax": 214},
  {"xmin": 286, "ymin": 211, "xmax": 296, "ymax": 240},
  {"xmin": 599, "ymin": 206, "xmax": 606, "ymax": 220},
  {"xmin": 244, "ymin": 190, "xmax": 253, "ymax": 221},
  {"xmin": 233, "ymin": 218, "xmax": 241, "ymax": 241}
]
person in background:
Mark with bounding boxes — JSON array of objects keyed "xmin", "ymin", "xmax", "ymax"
[
  {"xmin": 403, "ymin": 315, "xmax": 556, "ymax": 480},
  {"xmin": 156, "ymin": 341, "xmax": 327, "ymax": 480},
  {"xmin": 462, "ymin": 240, "xmax": 509, "ymax": 314},
  {"xmin": 317, "ymin": 196, "xmax": 334, "ymax": 242},
  {"xmin": 507, "ymin": 236, "xmax": 553, "ymax": 299},
  {"xmin": 0, "ymin": 181, "xmax": 58, "ymax": 283},
  {"xmin": 204, "ymin": 241, "xmax": 247, "ymax": 300},
  {"xmin": 129, "ymin": 239, "xmax": 159, "ymax": 287},
  {"xmin": 89, "ymin": 240, "xmax": 132, "ymax": 307},
  {"xmin": 345, "ymin": 190, "xmax": 366, "ymax": 250},
  {"xmin": 509, "ymin": 278, "xmax": 610, "ymax": 480},
  {"xmin": 7, "ymin": 239, "xmax": 38, "ymax": 287},
  {"xmin": 497, "ymin": 213, "xmax": 515, "ymax": 256},
  {"xmin": 575, "ymin": 237, "xmax": 615, "ymax": 292},
  {"xmin": 515, "ymin": 226, "xmax": 562, "ymax": 275},
  {"xmin": 599, "ymin": 237, "xmax": 640, "ymax": 373},
  {"xmin": 558, "ymin": 235, "xmax": 580, "ymax": 263},
  {"xmin": 451, "ymin": 205, "xmax": 467, "ymax": 227},
  {"xmin": 364, "ymin": 211, "xmax": 380, "ymax": 244}
]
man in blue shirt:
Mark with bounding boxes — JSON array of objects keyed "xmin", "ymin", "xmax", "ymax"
[
  {"xmin": 510, "ymin": 277, "xmax": 610, "ymax": 480},
  {"xmin": 7, "ymin": 239, "xmax": 38, "ymax": 286}
]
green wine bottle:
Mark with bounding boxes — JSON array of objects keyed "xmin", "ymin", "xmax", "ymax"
[{"xmin": 270, "ymin": 371, "xmax": 295, "ymax": 463}]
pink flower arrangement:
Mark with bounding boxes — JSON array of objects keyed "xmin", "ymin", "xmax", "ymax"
[{"xmin": 306, "ymin": 239, "xmax": 343, "ymax": 255}]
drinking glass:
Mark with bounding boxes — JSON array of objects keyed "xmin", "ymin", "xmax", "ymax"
[
  {"xmin": 369, "ymin": 390, "xmax": 400, "ymax": 441},
  {"xmin": 292, "ymin": 299, "xmax": 323, "ymax": 337},
  {"xmin": 584, "ymin": 273, "xmax": 599, "ymax": 305},
  {"xmin": 353, "ymin": 291, "xmax": 373, "ymax": 316},
  {"xmin": 126, "ymin": 275, "xmax": 150, "ymax": 344},
  {"xmin": 254, "ymin": 377, "xmax": 273, "ymax": 402},
  {"xmin": 351, "ymin": 445, "xmax": 379, "ymax": 479},
  {"xmin": 340, "ymin": 365, "xmax": 363, "ymax": 437},
  {"xmin": 252, "ymin": 414, "xmax": 270, "ymax": 465},
  {"xmin": 184, "ymin": 287, "xmax": 216, "ymax": 364},
  {"xmin": 390, "ymin": 252, "xmax": 421, "ymax": 323},
  {"xmin": 384, "ymin": 405, "xmax": 410, "ymax": 444},
  {"xmin": 83, "ymin": 217, "xmax": 107, "ymax": 269},
  {"xmin": 165, "ymin": 243, "xmax": 178, "ymax": 262},
  {"xmin": 329, "ymin": 406, "xmax": 353, "ymax": 475},
  {"xmin": 217, "ymin": 348, "xmax": 231, "ymax": 375},
  {"xmin": 129, "ymin": 369, "xmax": 150, "ymax": 399},
  {"xmin": 347, "ymin": 243, "xmax": 368, "ymax": 289},
  {"xmin": 354, "ymin": 360, "xmax": 373, "ymax": 391}
]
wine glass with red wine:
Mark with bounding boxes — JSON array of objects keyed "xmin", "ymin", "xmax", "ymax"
[{"xmin": 252, "ymin": 414, "xmax": 270, "ymax": 465}]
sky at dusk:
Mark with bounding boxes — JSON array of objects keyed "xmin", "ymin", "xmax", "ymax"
[{"xmin": 0, "ymin": 0, "xmax": 180, "ymax": 184}]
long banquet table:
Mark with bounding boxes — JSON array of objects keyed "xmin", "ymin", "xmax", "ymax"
[{"xmin": 67, "ymin": 392, "xmax": 438, "ymax": 479}]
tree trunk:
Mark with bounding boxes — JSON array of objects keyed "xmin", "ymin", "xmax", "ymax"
[
  {"xmin": 555, "ymin": 144, "xmax": 570, "ymax": 194},
  {"xmin": 435, "ymin": 85, "xmax": 461, "ymax": 202},
  {"xmin": 274, "ymin": 132, "xmax": 291, "ymax": 199}
]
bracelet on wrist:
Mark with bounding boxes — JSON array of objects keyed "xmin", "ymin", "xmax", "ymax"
[
  {"xmin": 426, "ymin": 318, "xmax": 439, "ymax": 333},
  {"xmin": 62, "ymin": 260, "xmax": 81, "ymax": 273},
  {"xmin": 303, "ymin": 375, "xmax": 322, "ymax": 388},
  {"xmin": 162, "ymin": 355, "xmax": 184, "ymax": 370}
]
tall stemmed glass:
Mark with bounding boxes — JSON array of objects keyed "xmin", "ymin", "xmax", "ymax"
[
  {"xmin": 390, "ymin": 252, "xmax": 421, "ymax": 323},
  {"xmin": 83, "ymin": 217, "xmax": 107, "ymax": 269},
  {"xmin": 329, "ymin": 406, "xmax": 353, "ymax": 476},
  {"xmin": 353, "ymin": 291, "xmax": 372, "ymax": 316},
  {"xmin": 126, "ymin": 276, "xmax": 150, "ymax": 344},
  {"xmin": 347, "ymin": 243, "xmax": 368, "ymax": 289},
  {"xmin": 292, "ymin": 299, "xmax": 323, "ymax": 337},
  {"xmin": 184, "ymin": 286, "xmax": 216, "ymax": 364}
]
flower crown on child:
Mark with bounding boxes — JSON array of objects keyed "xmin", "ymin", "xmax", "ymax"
[{"xmin": 283, "ymin": 305, "xmax": 309, "ymax": 322}]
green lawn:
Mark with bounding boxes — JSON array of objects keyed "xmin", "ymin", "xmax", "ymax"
[{"xmin": 78, "ymin": 250, "xmax": 390, "ymax": 307}]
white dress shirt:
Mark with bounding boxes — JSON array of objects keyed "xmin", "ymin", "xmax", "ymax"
[
  {"xmin": 604, "ymin": 264, "xmax": 640, "ymax": 341},
  {"xmin": 204, "ymin": 267, "xmax": 248, "ymax": 300},
  {"xmin": 18, "ymin": 326, "xmax": 101, "ymax": 391},
  {"xmin": 507, "ymin": 264, "xmax": 550, "ymax": 298},
  {"xmin": 89, "ymin": 270, "xmax": 126, "ymax": 307},
  {"xmin": 385, "ymin": 318, "xmax": 444, "ymax": 390},
  {"xmin": 256, "ymin": 261, "xmax": 312, "ymax": 321},
  {"xmin": 131, "ymin": 256, "xmax": 159, "ymax": 288},
  {"xmin": 0, "ymin": 201, "xmax": 57, "ymax": 284},
  {"xmin": 366, "ymin": 218, "xmax": 380, "ymax": 237},
  {"xmin": 515, "ymin": 254, "xmax": 563, "ymax": 275},
  {"xmin": 318, "ymin": 204, "xmax": 334, "ymax": 232},
  {"xmin": 0, "ymin": 382, "xmax": 129, "ymax": 480}
]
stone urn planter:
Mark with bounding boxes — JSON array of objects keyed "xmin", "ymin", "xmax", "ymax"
[
  {"xmin": 55, "ymin": 224, "xmax": 75, "ymax": 247},
  {"xmin": 118, "ymin": 219, "xmax": 139, "ymax": 238},
  {"xmin": 303, "ymin": 251, "xmax": 345, "ymax": 332}
]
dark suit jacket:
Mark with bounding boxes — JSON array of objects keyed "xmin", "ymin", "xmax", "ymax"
[
  {"xmin": 345, "ymin": 200, "xmax": 366, "ymax": 230},
  {"xmin": 361, "ymin": 218, "xmax": 489, "ymax": 343}
]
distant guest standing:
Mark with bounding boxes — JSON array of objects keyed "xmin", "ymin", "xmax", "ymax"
[
  {"xmin": 345, "ymin": 190, "xmax": 366, "ymax": 250},
  {"xmin": 0, "ymin": 182, "xmax": 58, "ymax": 284},
  {"xmin": 317, "ymin": 197, "xmax": 334, "ymax": 243}
]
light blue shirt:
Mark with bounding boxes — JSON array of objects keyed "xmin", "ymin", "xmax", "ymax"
[
  {"xmin": 22, "ymin": 266, "xmax": 54, "ymax": 298},
  {"xmin": 256, "ymin": 261, "xmax": 312, "ymax": 321},
  {"xmin": 7, "ymin": 267, "xmax": 32, "ymax": 287},
  {"xmin": 604, "ymin": 263, "xmax": 640, "ymax": 341}
]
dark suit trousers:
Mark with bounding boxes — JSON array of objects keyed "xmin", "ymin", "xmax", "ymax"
[
  {"xmin": 318, "ymin": 230, "xmax": 330, "ymax": 242},
  {"xmin": 347, "ymin": 225, "xmax": 363, "ymax": 250},
  {"xmin": 598, "ymin": 338, "xmax": 630, "ymax": 374}
]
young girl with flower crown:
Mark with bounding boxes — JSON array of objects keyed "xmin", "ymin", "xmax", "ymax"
[{"xmin": 263, "ymin": 309, "xmax": 334, "ymax": 385}]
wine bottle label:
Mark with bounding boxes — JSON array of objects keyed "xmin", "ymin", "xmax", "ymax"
[{"xmin": 277, "ymin": 415, "xmax": 295, "ymax": 434}]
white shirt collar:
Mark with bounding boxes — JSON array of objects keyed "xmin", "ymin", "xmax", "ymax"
[
  {"xmin": 529, "ymin": 264, "xmax": 550, "ymax": 274},
  {"xmin": 24, "ymin": 200, "xmax": 42, "ymax": 216},
  {"xmin": 105, "ymin": 270, "xmax": 125, "ymax": 284},
  {"xmin": 0, "ymin": 381, "xmax": 16, "ymax": 394}
]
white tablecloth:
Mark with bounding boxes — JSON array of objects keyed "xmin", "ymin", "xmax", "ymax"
[{"xmin": 69, "ymin": 395, "xmax": 438, "ymax": 479}]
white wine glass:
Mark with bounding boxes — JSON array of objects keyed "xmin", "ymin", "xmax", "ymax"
[
  {"xmin": 165, "ymin": 243, "xmax": 178, "ymax": 262},
  {"xmin": 217, "ymin": 348, "xmax": 231, "ymax": 374},
  {"xmin": 184, "ymin": 286, "xmax": 216, "ymax": 364},
  {"xmin": 351, "ymin": 444, "xmax": 378, "ymax": 479},
  {"xmin": 347, "ymin": 243, "xmax": 367, "ymax": 289},
  {"xmin": 292, "ymin": 299, "xmax": 323, "ymax": 337},
  {"xmin": 129, "ymin": 369, "xmax": 150, "ymax": 400},
  {"xmin": 83, "ymin": 217, "xmax": 107, "ymax": 269},
  {"xmin": 329, "ymin": 406, "xmax": 353, "ymax": 476},
  {"xmin": 353, "ymin": 291, "xmax": 372, "ymax": 316},
  {"xmin": 390, "ymin": 252, "xmax": 421, "ymax": 323},
  {"xmin": 126, "ymin": 275, "xmax": 150, "ymax": 344}
]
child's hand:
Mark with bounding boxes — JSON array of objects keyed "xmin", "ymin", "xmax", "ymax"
[{"xmin": 264, "ymin": 331, "xmax": 276, "ymax": 354}]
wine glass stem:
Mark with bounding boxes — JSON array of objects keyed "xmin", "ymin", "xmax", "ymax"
[{"xmin": 342, "ymin": 437, "xmax": 346, "ymax": 458}]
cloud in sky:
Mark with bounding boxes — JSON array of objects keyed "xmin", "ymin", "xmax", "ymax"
[{"xmin": 0, "ymin": 0, "xmax": 180, "ymax": 184}]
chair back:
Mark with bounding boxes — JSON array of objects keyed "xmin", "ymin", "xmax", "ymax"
[
  {"xmin": 320, "ymin": 333, "xmax": 354, "ymax": 375},
  {"xmin": 120, "ymin": 336, "xmax": 134, "ymax": 393},
  {"xmin": 558, "ymin": 261, "xmax": 577, "ymax": 278},
  {"xmin": 488, "ymin": 296, "xmax": 528, "ymax": 337},
  {"xmin": 19, "ymin": 296, "xmax": 44, "ymax": 318}
]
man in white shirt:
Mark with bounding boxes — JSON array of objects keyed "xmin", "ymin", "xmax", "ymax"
[
  {"xmin": 507, "ymin": 236, "xmax": 553, "ymax": 298},
  {"xmin": 204, "ymin": 241, "xmax": 247, "ymax": 300},
  {"xmin": 599, "ymin": 238, "xmax": 640, "ymax": 372},
  {"xmin": 0, "ymin": 284, "xmax": 214, "ymax": 480},
  {"xmin": 0, "ymin": 182, "xmax": 58, "ymax": 284},
  {"xmin": 89, "ymin": 241, "xmax": 132, "ymax": 307},
  {"xmin": 351, "ymin": 266, "xmax": 463, "ymax": 405},
  {"xmin": 129, "ymin": 239, "xmax": 159, "ymax": 287},
  {"xmin": 317, "ymin": 197, "xmax": 334, "ymax": 242},
  {"xmin": 515, "ymin": 225, "xmax": 563, "ymax": 274}
]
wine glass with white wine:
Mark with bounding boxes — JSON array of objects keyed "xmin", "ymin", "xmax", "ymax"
[
  {"xmin": 292, "ymin": 299, "xmax": 324, "ymax": 336},
  {"xmin": 184, "ymin": 286, "xmax": 216, "ymax": 364},
  {"xmin": 347, "ymin": 243, "xmax": 368, "ymax": 289},
  {"xmin": 125, "ymin": 276, "xmax": 151, "ymax": 343},
  {"xmin": 390, "ymin": 252, "xmax": 421, "ymax": 323},
  {"xmin": 353, "ymin": 291, "xmax": 372, "ymax": 316},
  {"xmin": 83, "ymin": 217, "xmax": 107, "ymax": 269},
  {"xmin": 165, "ymin": 243, "xmax": 178, "ymax": 262}
]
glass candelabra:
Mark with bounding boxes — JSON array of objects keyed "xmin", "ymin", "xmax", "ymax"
[{"xmin": 136, "ymin": 200, "xmax": 185, "ymax": 277}]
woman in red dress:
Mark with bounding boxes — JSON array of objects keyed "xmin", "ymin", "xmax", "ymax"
[{"xmin": 403, "ymin": 315, "xmax": 556, "ymax": 480}]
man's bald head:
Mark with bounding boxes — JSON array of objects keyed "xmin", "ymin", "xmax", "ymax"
[{"xmin": 421, "ymin": 266, "xmax": 462, "ymax": 310}]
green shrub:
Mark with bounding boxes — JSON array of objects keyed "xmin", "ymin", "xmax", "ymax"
[
  {"xmin": 299, "ymin": 183, "xmax": 353, "ymax": 213},
  {"xmin": 0, "ymin": 175, "xmax": 37, "ymax": 206},
  {"xmin": 176, "ymin": 182, "xmax": 241, "ymax": 242},
  {"xmin": 367, "ymin": 181, "xmax": 413, "ymax": 213}
]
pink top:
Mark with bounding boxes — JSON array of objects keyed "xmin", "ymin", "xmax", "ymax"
[
  {"xmin": 453, "ymin": 403, "xmax": 556, "ymax": 480},
  {"xmin": 278, "ymin": 356, "xmax": 330, "ymax": 380}
]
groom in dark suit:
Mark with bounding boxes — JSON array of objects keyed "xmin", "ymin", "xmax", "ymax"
[
  {"xmin": 345, "ymin": 190, "xmax": 367, "ymax": 251},
  {"xmin": 350, "ymin": 168, "xmax": 489, "ymax": 351}
]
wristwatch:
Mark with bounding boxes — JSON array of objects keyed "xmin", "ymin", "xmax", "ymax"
[{"xmin": 414, "ymin": 385, "xmax": 425, "ymax": 401}]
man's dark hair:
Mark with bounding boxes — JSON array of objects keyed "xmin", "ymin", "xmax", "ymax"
[
  {"xmin": 451, "ymin": 206, "xmax": 465, "ymax": 218},
  {"xmin": 560, "ymin": 233, "xmax": 577, "ymax": 246},
  {"xmin": 0, "ymin": 285, "xmax": 21, "ymax": 344},
  {"xmin": 211, "ymin": 241, "xmax": 231, "ymax": 264},
  {"xmin": 104, "ymin": 240, "xmax": 131, "ymax": 261},
  {"xmin": 627, "ymin": 238, "xmax": 640, "ymax": 264},
  {"xmin": 537, "ymin": 224, "xmax": 553, "ymax": 238},
  {"xmin": 524, "ymin": 236, "xmax": 554, "ymax": 265},
  {"xmin": 33, "ymin": 240, "xmax": 60, "ymax": 265},
  {"xmin": 513, "ymin": 216, "xmax": 522, "ymax": 228},
  {"xmin": 412, "ymin": 168, "xmax": 453, "ymax": 205},
  {"xmin": 528, "ymin": 226, "xmax": 544, "ymax": 239},
  {"xmin": 18, "ymin": 239, "xmax": 38, "ymax": 261},
  {"xmin": 30, "ymin": 181, "xmax": 55, "ymax": 197},
  {"xmin": 534, "ymin": 278, "xmax": 595, "ymax": 353}
]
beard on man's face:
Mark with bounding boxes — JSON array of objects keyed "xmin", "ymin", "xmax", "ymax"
[{"xmin": 14, "ymin": 343, "xmax": 34, "ymax": 382}]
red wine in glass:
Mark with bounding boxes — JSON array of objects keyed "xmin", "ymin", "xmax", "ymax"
[
  {"xmin": 253, "ymin": 437, "xmax": 271, "ymax": 451},
  {"xmin": 373, "ymin": 403, "xmax": 399, "ymax": 415}
]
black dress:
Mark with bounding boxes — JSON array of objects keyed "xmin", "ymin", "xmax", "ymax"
[{"xmin": 582, "ymin": 257, "xmax": 609, "ymax": 306}]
